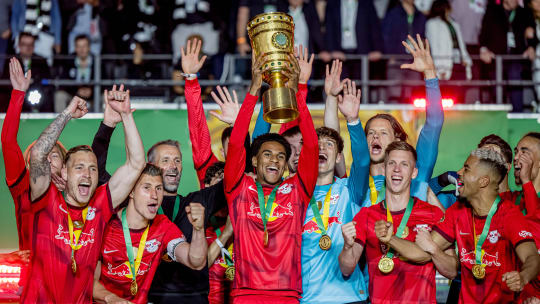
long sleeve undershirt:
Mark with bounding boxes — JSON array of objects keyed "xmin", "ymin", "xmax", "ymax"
[{"xmin": 2, "ymin": 90, "xmax": 27, "ymax": 187}]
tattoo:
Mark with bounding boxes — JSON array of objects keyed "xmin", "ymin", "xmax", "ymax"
[{"xmin": 29, "ymin": 111, "xmax": 71, "ymax": 183}]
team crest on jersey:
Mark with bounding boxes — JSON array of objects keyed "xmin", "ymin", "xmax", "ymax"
[
  {"xmin": 86, "ymin": 207, "xmax": 96, "ymax": 221},
  {"xmin": 487, "ymin": 230, "xmax": 501, "ymax": 244},
  {"xmin": 247, "ymin": 201, "xmax": 294, "ymax": 220},
  {"xmin": 460, "ymin": 248, "xmax": 501, "ymax": 267},
  {"xmin": 330, "ymin": 194, "xmax": 340, "ymax": 205},
  {"xmin": 519, "ymin": 230, "xmax": 533, "ymax": 238},
  {"xmin": 278, "ymin": 183, "xmax": 293, "ymax": 195},
  {"xmin": 146, "ymin": 239, "xmax": 160, "ymax": 253},
  {"xmin": 55, "ymin": 224, "xmax": 95, "ymax": 248},
  {"xmin": 413, "ymin": 224, "xmax": 431, "ymax": 232}
]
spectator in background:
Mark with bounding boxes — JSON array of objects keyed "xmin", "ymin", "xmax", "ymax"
[
  {"xmin": 528, "ymin": 0, "xmax": 540, "ymax": 106},
  {"xmin": 426, "ymin": 0, "xmax": 472, "ymax": 103},
  {"xmin": 289, "ymin": 0, "xmax": 327, "ymax": 57},
  {"xmin": 382, "ymin": 0, "xmax": 426, "ymax": 102},
  {"xmin": 0, "ymin": 0, "xmax": 13, "ymax": 73},
  {"xmin": 479, "ymin": 0, "xmax": 537, "ymax": 112},
  {"xmin": 54, "ymin": 35, "xmax": 93, "ymax": 112},
  {"xmin": 325, "ymin": 0, "xmax": 384, "ymax": 81},
  {"xmin": 11, "ymin": 0, "xmax": 62, "ymax": 65},
  {"xmin": 65, "ymin": 0, "xmax": 102, "ymax": 56}
]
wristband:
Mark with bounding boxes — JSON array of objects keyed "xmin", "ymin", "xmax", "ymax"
[
  {"xmin": 215, "ymin": 238, "xmax": 225, "ymax": 249},
  {"xmin": 237, "ymin": 37, "xmax": 247, "ymax": 45},
  {"xmin": 181, "ymin": 72, "xmax": 197, "ymax": 79}
]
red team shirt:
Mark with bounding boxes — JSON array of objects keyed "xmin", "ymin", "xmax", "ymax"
[
  {"xmin": 224, "ymin": 84, "xmax": 318, "ymax": 301},
  {"xmin": 353, "ymin": 198, "xmax": 444, "ymax": 304},
  {"xmin": 99, "ymin": 214, "xmax": 186, "ymax": 304},
  {"xmin": 22, "ymin": 183, "xmax": 113, "ymax": 303},
  {"xmin": 207, "ymin": 226, "xmax": 234, "ymax": 304},
  {"xmin": 433, "ymin": 199, "xmax": 536, "ymax": 303}
]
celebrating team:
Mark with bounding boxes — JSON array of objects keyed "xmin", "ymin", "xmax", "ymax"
[{"xmin": 2, "ymin": 34, "xmax": 539, "ymax": 303}]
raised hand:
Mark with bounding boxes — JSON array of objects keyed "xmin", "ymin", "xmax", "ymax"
[
  {"xmin": 106, "ymin": 84, "xmax": 132, "ymax": 115},
  {"xmin": 186, "ymin": 202, "xmax": 205, "ymax": 231},
  {"xmin": 284, "ymin": 53, "xmax": 300, "ymax": 92},
  {"xmin": 341, "ymin": 221, "xmax": 357, "ymax": 249},
  {"xmin": 517, "ymin": 151, "xmax": 534, "ymax": 184},
  {"xmin": 65, "ymin": 96, "xmax": 88, "ymax": 119},
  {"xmin": 502, "ymin": 271, "xmax": 526, "ymax": 292},
  {"xmin": 415, "ymin": 228, "xmax": 437, "ymax": 254},
  {"xmin": 103, "ymin": 85, "xmax": 123, "ymax": 127},
  {"xmin": 210, "ymin": 86, "xmax": 240, "ymax": 125},
  {"xmin": 295, "ymin": 44, "xmax": 314, "ymax": 84},
  {"xmin": 337, "ymin": 79, "xmax": 361, "ymax": 123},
  {"xmin": 400, "ymin": 34, "xmax": 436, "ymax": 79},
  {"xmin": 9, "ymin": 57, "xmax": 31, "ymax": 92},
  {"xmin": 181, "ymin": 38, "xmax": 208, "ymax": 75},
  {"xmin": 374, "ymin": 220, "xmax": 393, "ymax": 244},
  {"xmin": 249, "ymin": 52, "xmax": 268, "ymax": 95},
  {"xmin": 324, "ymin": 59, "xmax": 347, "ymax": 97}
]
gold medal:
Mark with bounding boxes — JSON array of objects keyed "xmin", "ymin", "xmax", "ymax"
[
  {"xmin": 401, "ymin": 226, "xmax": 409, "ymax": 238},
  {"xmin": 378, "ymin": 256, "xmax": 394, "ymax": 274},
  {"xmin": 225, "ymin": 266, "xmax": 235, "ymax": 281},
  {"xmin": 317, "ymin": 201, "xmax": 322, "ymax": 210},
  {"xmin": 263, "ymin": 229, "xmax": 269, "ymax": 247},
  {"xmin": 73, "ymin": 220, "xmax": 84, "ymax": 229},
  {"xmin": 71, "ymin": 256, "xmax": 77, "ymax": 274},
  {"xmin": 319, "ymin": 234, "xmax": 332, "ymax": 250},
  {"xmin": 472, "ymin": 264, "xmax": 485, "ymax": 280},
  {"xmin": 161, "ymin": 253, "xmax": 173, "ymax": 262},
  {"xmin": 130, "ymin": 280, "xmax": 138, "ymax": 296}
]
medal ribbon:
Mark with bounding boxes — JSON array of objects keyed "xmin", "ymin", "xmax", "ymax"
[
  {"xmin": 121, "ymin": 208, "xmax": 149, "ymax": 281},
  {"xmin": 383, "ymin": 197, "xmax": 414, "ymax": 259},
  {"xmin": 368, "ymin": 176, "xmax": 385, "ymax": 205},
  {"xmin": 157, "ymin": 196, "xmax": 180, "ymax": 221},
  {"xmin": 64, "ymin": 192, "xmax": 89, "ymax": 265},
  {"xmin": 256, "ymin": 182, "xmax": 281, "ymax": 233},
  {"xmin": 473, "ymin": 196, "xmax": 501, "ymax": 266},
  {"xmin": 308, "ymin": 186, "xmax": 332, "ymax": 235},
  {"xmin": 215, "ymin": 228, "xmax": 234, "ymax": 267}
]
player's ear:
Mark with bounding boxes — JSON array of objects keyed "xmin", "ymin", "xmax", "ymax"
[
  {"xmin": 336, "ymin": 152, "xmax": 343, "ymax": 164},
  {"xmin": 479, "ymin": 175, "xmax": 490, "ymax": 188},
  {"xmin": 411, "ymin": 166, "xmax": 418, "ymax": 179},
  {"xmin": 252, "ymin": 155, "xmax": 258, "ymax": 168}
]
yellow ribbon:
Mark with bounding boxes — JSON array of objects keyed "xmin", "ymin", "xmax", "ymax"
[
  {"xmin": 67, "ymin": 206, "xmax": 89, "ymax": 251},
  {"xmin": 369, "ymin": 175, "xmax": 378, "ymax": 206},
  {"xmin": 125, "ymin": 226, "xmax": 149, "ymax": 279}
]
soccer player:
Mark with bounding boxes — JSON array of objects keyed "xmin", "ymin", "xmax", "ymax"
[
  {"xmin": 1, "ymin": 58, "xmax": 67, "ymax": 252},
  {"xmin": 510, "ymin": 133, "xmax": 540, "ymax": 218},
  {"xmin": 301, "ymin": 80, "xmax": 370, "ymax": 303},
  {"xmin": 207, "ymin": 214, "xmax": 234, "ymax": 304},
  {"xmin": 93, "ymin": 163, "xmax": 207, "ymax": 304},
  {"xmin": 223, "ymin": 51, "xmax": 318, "ymax": 303},
  {"xmin": 415, "ymin": 148, "xmax": 540, "ymax": 303},
  {"xmin": 22, "ymin": 87, "xmax": 146, "ymax": 303},
  {"xmin": 339, "ymin": 141, "xmax": 452, "ymax": 303}
]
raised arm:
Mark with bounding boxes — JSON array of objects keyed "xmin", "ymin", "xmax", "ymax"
[
  {"xmin": 375, "ymin": 220, "xmax": 432, "ymax": 264},
  {"xmin": 2, "ymin": 58, "xmax": 30, "ymax": 186},
  {"xmin": 416, "ymin": 229, "xmax": 458, "ymax": 279},
  {"xmin": 337, "ymin": 80, "xmax": 370, "ymax": 204},
  {"xmin": 252, "ymin": 103, "xmax": 271, "ymax": 141},
  {"xmin": 29, "ymin": 97, "xmax": 88, "ymax": 201},
  {"xmin": 516, "ymin": 151, "xmax": 539, "ymax": 219},
  {"xmin": 106, "ymin": 87, "xmax": 146, "ymax": 208},
  {"xmin": 174, "ymin": 203, "xmax": 207, "ymax": 270}
]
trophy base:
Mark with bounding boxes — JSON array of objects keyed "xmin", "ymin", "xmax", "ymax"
[{"xmin": 262, "ymin": 87, "xmax": 299, "ymax": 124}]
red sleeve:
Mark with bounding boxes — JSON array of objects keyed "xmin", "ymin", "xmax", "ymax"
[
  {"xmin": 224, "ymin": 93, "xmax": 258, "ymax": 194},
  {"xmin": 522, "ymin": 182, "xmax": 540, "ymax": 222},
  {"xmin": 503, "ymin": 206, "xmax": 536, "ymax": 248},
  {"xmin": 433, "ymin": 203, "xmax": 458, "ymax": 244},
  {"xmin": 30, "ymin": 183, "xmax": 57, "ymax": 214},
  {"xmin": 353, "ymin": 208, "xmax": 368, "ymax": 247},
  {"xmin": 163, "ymin": 217, "xmax": 186, "ymax": 246},
  {"xmin": 95, "ymin": 183, "xmax": 114, "ymax": 222},
  {"xmin": 1, "ymin": 90, "xmax": 27, "ymax": 189},
  {"xmin": 294, "ymin": 84, "xmax": 318, "ymax": 204},
  {"xmin": 185, "ymin": 78, "xmax": 218, "ymax": 187}
]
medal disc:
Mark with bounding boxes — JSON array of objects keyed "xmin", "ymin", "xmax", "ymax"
[
  {"xmin": 161, "ymin": 253, "xmax": 173, "ymax": 262},
  {"xmin": 472, "ymin": 264, "xmax": 486, "ymax": 280},
  {"xmin": 225, "ymin": 266, "xmax": 235, "ymax": 281},
  {"xmin": 378, "ymin": 256, "xmax": 394, "ymax": 274},
  {"xmin": 130, "ymin": 280, "xmax": 138, "ymax": 296},
  {"xmin": 71, "ymin": 256, "xmax": 77, "ymax": 274},
  {"xmin": 401, "ymin": 226, "xmax": 409, "ymax": 238},
  {"xmin": 317, "ymin": 201, "xmax": 323, "ymax": 210},
  {"xmin": 263, "ymin": 229, "xmax": 269, "ymax": 247},
  {"xmin": 73, "ymin": 220, "xmax": 84, "ymax": 229},
  {"xmin": 319, "ymin": 235, "xmax": 332, "ymax": 250}
]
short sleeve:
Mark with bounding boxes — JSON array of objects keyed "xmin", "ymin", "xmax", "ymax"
[
  {"xmin": 353, "ymin": 208, "xmax": 369, "ymax": 247},
  {"xmin": 503, "ymin": 207, "xmax": 535, "ymax": 248},
  {"xmin": 163, "ymin": 218, "xmax": 187, "ymax": 262},
  {"xmin": 433, "ymin": 203, "xmax": 458, "ymax": 244},
  {"xmin": 94, "ymin": 183, "xmax": 114, "ymax": 222},
  {"xmin": 30, "ymin": 183, "xmax": 57, "ymax": 213}
]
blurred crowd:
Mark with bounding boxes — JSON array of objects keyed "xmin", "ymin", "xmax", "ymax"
[{"xmin": 0, "ymin": 0, "xmax": 539, "ymax": 112}]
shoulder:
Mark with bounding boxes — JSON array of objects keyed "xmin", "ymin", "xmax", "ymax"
[{"xmin": 415, "ymin": 198, "xmax": 444, "ymax": 221}]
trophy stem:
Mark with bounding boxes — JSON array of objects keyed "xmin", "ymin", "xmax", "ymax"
[{"xmin": 268, "ymin": 71, "xmax": 287, "ymax": 89}]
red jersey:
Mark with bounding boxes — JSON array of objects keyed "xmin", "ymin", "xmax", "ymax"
[
  {"xmin": 22, "ymin": 183, "xmax": 113, "ymax": 303},
  {"xmin": 224, "ymin": 84, "xmax": 318, "ymax": 300},
  {"xmin": 207, "ymin": 226, "xmax": 234, "ymax": 304},
  {"xmin": 353, "ymin": 198, "xmax": 443, "ymax": 304},
  {"xmin": 185, "ymin": 78, "xmax": 218, "ymax": 187},
  {"xmin": 433, "ymin": 199, "xmax": 536, "ymax": 303},
  {"xmin": 99, "ymin": 214, "xmax": 185, "ymax": 304},
  {"xmin": 1, "ymin": 89, "xmax": 33, "ymax": 251}
]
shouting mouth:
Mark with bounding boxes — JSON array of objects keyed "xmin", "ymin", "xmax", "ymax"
[
  {"xmin": 319, "ymin": 154, "xmax": 328, "ymax": 165},
  {"xmin": 371, "ymin": 143, "xmax": 382, "ymax": 155},
  {"xmin": 78, "ymin": 182, "xmax": 91, "ymax": 197}
]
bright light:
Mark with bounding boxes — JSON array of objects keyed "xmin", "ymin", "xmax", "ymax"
[
  {"xmin": 0, "ymin": 277, "xmax": 19, "ymax": 284},
  {"xmin": 413, "ymin": 98, "xmax": 426, "ymax": 108},
  {"xmin": 442, "ymin": 98, "xmax": 454, "ymax": 108},
  {"xmin": 28, "ymin": 90, "xmax": 42, "ymax": 105},
  {"xmin": 413, "ymin": 98, "xmax": 454, "ymax": 108},
  {"xmin": 0, "ymin": 265, "xmax": 20, "ymax": 274}
]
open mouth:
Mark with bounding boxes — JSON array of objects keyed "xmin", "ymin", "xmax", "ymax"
[
  {"xmin": 148, "ymin": 202, "xmax": 159, "ymax": 214},
  {"xmin": 371, "ymin": 144, "xmax": 382, "ymax": 155},
  {"xmin": 457, "ymin": 178, "xmax": 464, "ymax": 187},
  {"xmin": 266, "ymin": 166, "xmax": 279, "ymax": 175},
  {"xmin": 78, "ymin": 182, "xmax": 91, "ymax": 196},
  {"xmin": 164, "ymin": 172, "xmax": 178, "ymax": 183},
  {"xmin": 319, "ymin": 154, "xmax": 328, "ymax": 164},
  {"xmin": 390, "ymin": 175, "xmax": 403, "ymax": 186}
]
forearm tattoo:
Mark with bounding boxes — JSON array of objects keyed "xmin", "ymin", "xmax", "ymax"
[{"xmin": 30, "ymin": 111, "xmax": 71, "ymax": 182}]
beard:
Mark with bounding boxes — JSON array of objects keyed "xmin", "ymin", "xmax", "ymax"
[{"xmin": 162, "ymin": 168, "xmax": 181, "ymax": 193}]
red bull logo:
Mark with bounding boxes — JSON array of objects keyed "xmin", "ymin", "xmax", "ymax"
[
  {"xmin": 460, "ymin": 248, "xmax": 501, "ymax": 267},
  {"xmin": 55, "ymin": 225, "xmax": 95, "ymax": 249},
  {"xmin": 107, "ymin": 261, "xmax": 151, "ymax": 278},
  {"xmin": 247, "ymin": 201, "xmax": 295, "ymax": 220},
  {"xmin": 303, "ymin": 212, "xmax": 341, "ymax": 233}
]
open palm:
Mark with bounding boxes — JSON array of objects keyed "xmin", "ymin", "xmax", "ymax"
[
  {"xmin": 400, "ymin": 34, "xmax": 435, "ymax": 74},
  {"xmin": 9, "ymin": 58, "xmax": 31, "ymax": 92},
  {"xmin": 181, "ymin": 39, "xmax": 207, "ymax": 75}
]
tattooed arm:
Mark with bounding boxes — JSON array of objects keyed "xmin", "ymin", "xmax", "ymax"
[{"xmin": 29, "ymin": 97, "xmax": 88, "ymax": 201}]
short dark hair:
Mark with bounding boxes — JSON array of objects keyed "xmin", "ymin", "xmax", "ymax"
[
  {"xmin": 316, "ymin": 127, "xmax": 344, "ymax": 154},
  {"xmin": 428, "ymin": 0, "xmax": 451, "ymax": 20},
  {"xmin": 140, "ymin": 163, "xmax": 163, "ymax": 177},
  {"xmin": 251, "ymin": 133, "xmax": 291, "ymax": 161},
  {"xmin": 74, "ymin": 34, "xmax": 90, "ymax": 44},
  {"xmin": 203, "ymin": 161, "xmax": 225, "ymax": 185},
  {"xmin": 281, "ymin": 126, "xmax": 301, "ymax": 138},
  {"xmin": 365, "ymin": 114, "xmax": 408, "ymax": 142},
  {"xmin": 221, "ymin": 127, "xmax": 233, "ymax": 148},
  {"xmin": 19, "ymin": 32, "xmax": 36, "ymax": 41},
  {"xmin": 64, "ymin": 145, "xmax": 94, "ymax": 164},
  {"xmin": 147, "ymin": 140, "xmax": 181, "ymax": 163},
  {"xmin": 523, "ymin": 132, "xmax": 540, "ymax": 144},
  {"xmin": 478, "ymin": 134, "xmax": 512, "ymax": 164},
  {"xmin": 385, "ymin": 141, "xmax": 417, "ymax": 162}
]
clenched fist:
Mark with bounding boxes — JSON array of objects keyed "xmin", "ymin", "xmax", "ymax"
[
  {"xmin": 65, "ymin": 96, "xmax": 88, "ymax": 119},
  {"xmin": 186, "ymin": 202, "xmax": 205, "ymax": 231},
  {"xmin": 502, "ymin": 271, "xmax": 526, "ymax": 292},
  {"xmin": 341, "ymin": 221, "xmax": 357, "ymax": 249},
  {"xmin": 374, "ymin": 220, "xmax": 393, "ymax": 244}
]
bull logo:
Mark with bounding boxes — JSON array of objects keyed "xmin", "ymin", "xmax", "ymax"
[
  {"xmin": 487, "ymin": 230, "xmax": 500, "ymax": 244},
  {"xmin": 107, "ymin": 261, "xmax": 151, "ymax": 278},
  {"xmin": 303, "ymin": 212, "xmax": 342, "ymax": 233},
  {"xmin": 86, "ymin": 207, "xmax": 96, "ymax": 221},
  {"xmin": 460, "ymin": 248, "xmax": 501, "ymax": 266},
  {"xmin": 247, "ymin": 201, "xmax": 295, "ymax": 220},
  {"xmin": 55, "ymin": 225, "xmax": 95, "ymax": 249},
  {"xmin": 146, "ymin": 239, "xmax": 160, "ymax": 253},
  {"xmin": 278, "ymin": 183, "xmax": 292, "ymax": 195},
  {"xmin": 330, "ymin": 194, "xmax": 340, "ymax": 205}
]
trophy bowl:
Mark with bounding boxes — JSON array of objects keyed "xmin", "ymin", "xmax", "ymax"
[{"xmin": 247, "ymin": 12, "xmax": 299, "ymax": 124}]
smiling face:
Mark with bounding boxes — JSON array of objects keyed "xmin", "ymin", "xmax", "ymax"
[
  {"xmin": 318, "ymin": 136, "xmax": 342, "ymax": 177},
  {"xmin": 384, "ymin": 150, "xmax": 417, "ymax": 195},
  {"xmin": 130, "ymin": 173, "xmax": 164, "ymax": 221},
  {"xmin": 284, "ymin": 132, "xmax": 303, "ymax": 173},
  {"xmin": 252, "ymin": 141, "xmax": 287, "ymax": 185},
  {"xmin": 457, "ymin": 155, "xmax": 490, "ymax": 200},
  {"xmin": 62, "ymin": 151, "xmax": 98, "ymax": 205},
  {"xmin": 367, "ymin": 118, "xmax": 397, "ymax": 164},
  {"xmin": 513, "ymin": 136, "xmax": 540, "ymax": 185},
  {"xmin": 152, "ymin": 145, "xmax": 182, "ymax": 194}
]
